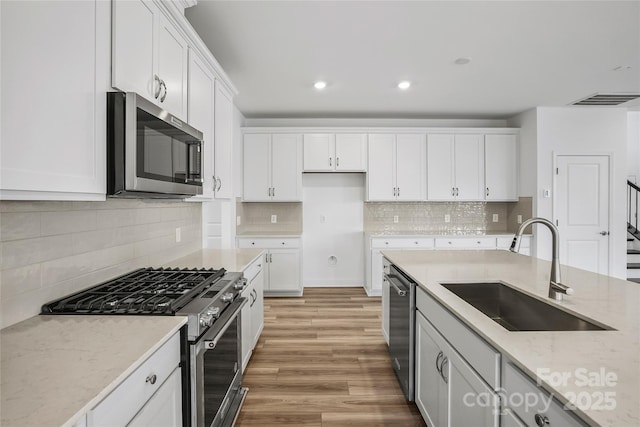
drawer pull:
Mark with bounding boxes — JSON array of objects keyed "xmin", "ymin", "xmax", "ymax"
[
  {"xmin": 145, "ymin": 374, "xmax": 157, "ymax": 385},
  {"xmin": 282, "ymin": 242, "xmax": 285, "ymax": 245},
  {"xmin": 534, "ymin": 414, "xmax": 550, "ymax": 426}
]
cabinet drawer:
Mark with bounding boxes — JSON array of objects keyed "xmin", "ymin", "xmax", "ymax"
[
  {"xmin": 243, "ymin": 256, "xmax": 265, "ymax": 282},
  {"xmin": 416, "ymin": 287, "xmax": 500, "ymax": 389},
  {"xmin": 237, "ymin": 238, "xmax": 300, "ymax": 249},
  {"xmin": 504, "ymin": 363, "xmax": 587, "ymax": 427},
  {"xmin": 88, "ymin": 332, "xmax": 180, "ymax": 427},
  {"xmin": 435, "ymin": 237, "xmax": 496, "ymax": 249},
  {"xmin": 372, "ymin": 238, "xmax": 434, "ymax": 249}
]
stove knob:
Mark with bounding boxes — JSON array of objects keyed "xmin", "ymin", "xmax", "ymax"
[
  {"xmin": 199, "ymin": 314, "xmax": 213, "ymax": 327},
  {"xmin": 207, "ymin": 307, "xmax": 220, "ymax": 318},
  {"xmin": 220, "ymin": 292, "xmax": 234, "ymax": 303},
  {"xmin": 234, "ymin": 279, "xmax": 247, "ymax": 290}
]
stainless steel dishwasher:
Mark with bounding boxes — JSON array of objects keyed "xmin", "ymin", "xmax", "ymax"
[{"xmin": 384, "ymin": 261, "xmax": 416, "ymax": 401}]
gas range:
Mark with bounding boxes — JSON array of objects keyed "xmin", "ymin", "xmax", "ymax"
[{"xmin": 41, "ymin": 267, "xmax": 246, "ymax": 341}]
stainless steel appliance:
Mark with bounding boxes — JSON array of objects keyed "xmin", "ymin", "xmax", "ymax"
[
  {"xmin": 107, "ymin": 92, "xmax": 204, "ymax": 198},
  {"xmin": 384, "ymin": 261, "xmax": 416, "ymax": 401},
  {"xmin": 41, "ymin": 267, "xmax": 248, "ymax": 427}
]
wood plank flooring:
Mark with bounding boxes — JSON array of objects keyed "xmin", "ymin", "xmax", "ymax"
[{"xmin": 236, "ymin": 287, "xmax": 426, "ymax": 427}]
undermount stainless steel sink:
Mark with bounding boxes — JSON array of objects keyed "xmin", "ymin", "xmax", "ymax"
[{"xmin": 439, "ymin": 282, "xmax": 613, "ymax": 332}]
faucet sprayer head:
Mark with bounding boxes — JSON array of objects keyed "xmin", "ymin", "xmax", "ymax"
[{"xmin": 509, "ymin": 236, "xmax": 520, "ymax": 253}]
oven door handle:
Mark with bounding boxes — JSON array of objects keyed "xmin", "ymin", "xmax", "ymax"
[
  {"xmin": 196, "ymin": 297, "xmax": 247, "ymax": 354},
  {"xmin": 385, "ymin": 274, "xmax": 407, "ymax": 297}
]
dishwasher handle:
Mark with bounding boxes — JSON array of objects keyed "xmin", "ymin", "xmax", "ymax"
[{"xmin": 386, "ymin": 274, "xmax": 407, "ymax": 297}]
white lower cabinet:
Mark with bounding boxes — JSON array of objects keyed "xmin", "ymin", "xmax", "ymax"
[
  {"xmin": 88, "ymin": 332, "xmax": 182, "ymax": 427},
  {"xmin": 241, "ymin": 256, "xmax": 265, "ymax": 372},
  {"xmin": 237, "ymin": 238, "xmax": 302, "ymax": 295},
  {"xmin": 415, "ymin": 310, "xmax": 499, "ymax": 427}
]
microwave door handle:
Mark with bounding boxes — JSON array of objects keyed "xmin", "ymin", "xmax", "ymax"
[{"xmin": 185, "ymin": 141, "xmax": 203, "ymax": 184}]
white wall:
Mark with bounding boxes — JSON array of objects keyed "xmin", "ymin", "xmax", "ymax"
[
  {"xmin": 507, "ymin": 108, "xmax": 537, "ymax": 198},
  {"xmin": 243, "ymin": 117, "xmax": 508, "ymax": 128},
  {"xmin": 627, "ymin": 111, "xmax": 640, "ymax": 182},
  {"xmin": 535, "ymin": 107, "xmax": 628, "ymax": 278},
  {"xmin": 302, "ymin": 173, "xmax": 364, "ymax": 287}
]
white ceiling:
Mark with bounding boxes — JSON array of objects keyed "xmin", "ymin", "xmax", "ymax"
[{"xmin": 185, "ymin": 1, "xmax": 640, "ymax": 119}]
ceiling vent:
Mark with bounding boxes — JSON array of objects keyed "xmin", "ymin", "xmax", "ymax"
[{"xmin": 571, "ymin": 93, "xmax": 640, "ymax": 106}]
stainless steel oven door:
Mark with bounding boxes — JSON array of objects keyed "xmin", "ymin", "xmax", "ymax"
[{"xmin": 190, "ymin": 297, "xmax": 247, "ymax": 427}]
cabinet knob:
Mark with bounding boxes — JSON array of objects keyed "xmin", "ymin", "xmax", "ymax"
[
  {"xmin": 281, "ymin": 242, "xmax": 285, "ymax": 245},
  {"xmin": 448, "ymin": 241, "xmax": 452, "ymax": 245},
  {"xmin": 534, "ymin": 414, "xmax": 550, "ymax": 426},
  {"xmin": 145, "ymin": 374, "xmax": 157, "ymax": 385},
  {"xmin": 251, "ymin": 242, "xmax": 255, "ymax": 245},
  {"xmin": 414, "ymin": 241, "xmax": 418, "ymax": 245}
]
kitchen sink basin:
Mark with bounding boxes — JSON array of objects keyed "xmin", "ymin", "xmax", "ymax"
[{"xmin": 439, "ymin": 282, "xmax": 612, "ymax": 331}]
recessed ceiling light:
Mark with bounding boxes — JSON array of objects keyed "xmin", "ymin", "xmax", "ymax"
[
  {"xmin": 454, "ymin": 57, "xmax": 472, "ymax": 65},
  {"xmin": 398, "ymin": 81, "xmax": 411, "ymax": 90},
  {"xmin": 314, "ymin": 81, "xmax": 327, "ymax": 90}
]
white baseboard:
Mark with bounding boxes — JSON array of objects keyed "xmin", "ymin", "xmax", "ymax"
[{"xmin": 303, "ymin": 280, "xmax": 364, "ymax": 287}]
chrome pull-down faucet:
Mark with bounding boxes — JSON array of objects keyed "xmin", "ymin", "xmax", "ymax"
[{"xmin": 510, "ymin": 217, "xmax": 574, "ymax": 301}]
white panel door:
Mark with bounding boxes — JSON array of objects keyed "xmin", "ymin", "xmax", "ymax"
[
  {"xmin": 187, "ymin": 50, "xmax": 215, "ymax": 198},
  {"xmin": 271, "ymin": 134, "xmax": 302, "ymax": 201},
  {"xmin": 485, "ymin": 134, "xmax": 518, "ymax": 201},
  {"xmin": 303, "ymin": 134, "xmax": 334, "ymax": 171},
  {"xmin": 157, "ymin": 13, "xmax": 188, "ymax": 119},
  {"xmin": 268, "ymin": 250, "xmax": 300, "ymax": 292},
  {"xmin": 112, "ymin": 0, "xmax": 156, "ymax": 101},
  {"xmin": 367, "ymin": 134, "xmax": 396, "ymax": 201},
  {"xmin": 555, "ymin": 155, "xmax": 610, "ymax": 275},
  {"xmin": 415, "ymin": 311, "xmax": 445, "ymax": 427},
  {"xmin": 395, "ymin": 134, "xmax": 426, "ymax": 201},
  {"xmin": 427, "ymin": 134, "xmax": 455, "ymax": 200},
  {"xmin": 335, "ymin": 134, "xmax": 367, "ymax": 171},
  {"xmin": 454, "ymin": 134, "xmax": 484, "ymax": 200},
  {"xmin": 214, "ymin": 81, "xmax": 234, "ymax": 198},
  {"xmin": 243, "ymin": 134, "xmax": 271, "ymax": 201}
]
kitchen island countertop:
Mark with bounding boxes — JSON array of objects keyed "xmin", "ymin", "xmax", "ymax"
[{"xmin": 382, "ymin": 249, "xmax": 640, "ymax": 427}]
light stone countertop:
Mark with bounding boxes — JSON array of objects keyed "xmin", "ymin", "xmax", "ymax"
[
  {"xmin": 0, "ymin": 315, "xmax": 187, "ymax": 427},
  {"xmin": 236, "ymin": 232, "xmax": 302, "ymax": 238},
  {"xmin": 381, "ymin": 250, "xmax": 640, "ymax": 427},
  {"xmin": 367, "ymin": 230, "xmax": 524, "ymax": 237},
  {"xmin": 163, "ymin": 248, "xmax": 264, "ymax": 271}
]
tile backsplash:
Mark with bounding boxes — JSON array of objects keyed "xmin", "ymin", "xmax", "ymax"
[
  {"xmin": 236, "ymin": 200, "xmax": 303, "ymax": 234},
  {"xmin": 364, "ymin": 198, "xmax": 532, "ymax": 234},
  {"xmin": 0, "ymin": 199, "xmax": 202, "ymax": 328}
]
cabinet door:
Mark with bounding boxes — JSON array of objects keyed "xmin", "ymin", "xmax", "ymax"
[
  {"xmin": 415, "ymin": 311, "xmax": 446, "ymax": 427},
  {"xmin": 427, "ymin": 134, "xmax": 455, "ymax": 200},
  {"xmin": 367, "ymin": 134, "xmax": 396, "ymax": 201},
  {"xmin": 251, "ymin": 268, "xmax": 265, "ymax": 347},
  {"xmin": 454, "ymin": 134, "xmax": 484, "ymax": 201},
  {"xmin": 395, "ymin": 134, "xmax": 426, "ymax": 200},
  {"xmin": 112, "ymin": 0, "xmax": 156, "ymax": 101},
  {"xmin": 243, "ymin": 134, "xmax": 271, "ymax": 201},
  {"xmin": 271, "ymin": 134, "xmax": 302, "ymax": 201},
  {"xmin": 303, "ymin": 134, "xmax": 335, "ymax": 171},
  {"xmin": 214, "ymin": 81, "xmax": 234, "ymax": 198},
  {"xmin": 1, "ymin": 0, "xmax": 105, "ymax": 199},
  {"xmin": 335, "ymin": 134, "xmax": 367, "ymax": 171},
  {"xmin": 127, "ymin": 368, "xmax": 182, "ymax": 427},
  {"xmin": 156, "ymin": 13, "xmax": 188, "ymax": 119},
  {"xmin": 240, "ymin": 282, "xmax": 254, "ymax": 372},
  {"xmin": 268, "ymin": 249, "xmax": 300, "ymax": 292},
  {"xmin": 485, "ymin": 134, "xmax": 518, "ymax": 201},
  {"xmin": 502, "ymin": 410, "xmax": 527, "ymax": 427},
  {"xmin": 187, "ymin": 50, "xmax": 215, "ymax": 198}
]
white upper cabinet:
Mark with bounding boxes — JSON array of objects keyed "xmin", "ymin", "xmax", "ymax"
[
  {"xmin": 112, "ymin": 0, "xmax": 188, "ymax": 119},
  {"xmin": 243, "ymin": 134, "xmax": 302, "ymax": 202},
  {"xmin": 303, "ymin": 133, "xmax": 366, "ymax": 172},
  {"xmin": 367, "ymin": 134, "xmax": 426, "ymax": 201},
  {"xmin": 485, "ymin": 134, "xmax": 518, "ymax": 201},
  {"xmin": 0, "ymin": 0, "xmax": 108, "ymax": 200},
  {"xmin": 427, "ymin": 134, "xmax": 484, "ymax": 201},
  {"xmin": 214, "ymin": 81, "xmax": 234, "ymax": 198}
]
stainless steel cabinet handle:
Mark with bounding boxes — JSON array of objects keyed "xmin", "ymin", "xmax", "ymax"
[
  {"xmin": 534, "ymin": 414, "xmax": 550, "ymax": 426},
  {"xmin": 441, "ymin": 357, "xmax": 449, "ymax": 383},
  {"xmin": 154, "ymin": 75, "xmax": 161, "ymax": 99},
  {"xmin": 329, "ymin": 157, "xmax": 332, "ymax": 167},
  {"xmin": 486, "ymin": 187, "xmax": 490, "ymax": 197},
  {"xmin": 397, "ymin": 187, "xmax": 400, "ymax": 197},
  {"xmin": 455, "ymin": 187, "xmax": 459, "ymax": 197},
  {"xmin": 336, "ymin": 157, "xmax": 340, "ymax": 167},
  {"xmin": 146, "ymin": 374, "xmax": 157, "ymax": 385},
  {"xmin": 217, "ymin": 177, "xmax": 222, "ymax": 191},
  {"xmin": 212, "ymin": 175, "xmax": 217, "ymax": 191},
  {"xmin": 435, "ymin": 351, "xmax": 444, "ymax": 375},
  {"xmin": 160, "ymin": 80, "xmax": 167, "ymax": 102},
  {"xmin": 452, "ymin": 187, "xmax": 455, "ymax": 196},
  {"xmin": 272, "ymin": 187, "xmax": 275, "ymax": 198},
  {"xmin": 387, "ymin": 276, "xmax": 406, "ymax": 296},
  {"xmin": 599, "ymin": 231, "xmax": 610, "ymax": 236}
]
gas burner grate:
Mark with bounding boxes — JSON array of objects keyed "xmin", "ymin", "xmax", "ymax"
[{"xmin": 41, "ymin": 267, "xmax": 226, "ymax": 315}]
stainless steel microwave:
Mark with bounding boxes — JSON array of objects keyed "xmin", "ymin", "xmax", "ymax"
[{"xmin": 107, "ymin": 92, "xmax": 204, "ymax": 198}]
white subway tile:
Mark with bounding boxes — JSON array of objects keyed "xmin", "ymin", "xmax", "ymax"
[
  {"xmin": 0, "ymin": 212, "xmax": 41, "ymax": 241},
  {"xmin": 41, "ymin": 210, "xmax": 97, "ymax": 236},
  {"xmin": 1, "ymin": 264, "xmax": 41, "ymax": 299}
]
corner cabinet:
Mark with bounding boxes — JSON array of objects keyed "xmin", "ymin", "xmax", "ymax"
[
  {"xmin": 112, "ymin": 0, "xmax": 188, "ymax": 120},
  {"xmin": 237, "ymin": 238, "xmax": 302, "ymax": 296},
  {"xmin": 367, "ymin": 134, "xmax": 426, "ymax": 201},
  {"xmin": 303, "ymin": 133, "xmax": 367, "ymax": 172},
  {"xmin": 243, "ymin": 134, "xmax": 303, "ymax": 202},
  {"xmin": 0, "ymin": 0, "xmax": 108, "ymax": 200}
]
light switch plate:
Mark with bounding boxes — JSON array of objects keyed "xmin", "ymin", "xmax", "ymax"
[
  {"xmin": 393, "ymin": 215, "xmax": 399, "ymax": 223},
  {"xmin": 517, "ymin": 215, "xmax": 523, "ymax": 224},
  {"xmin": 271, "ymin": 215, "xmax": 277, "ymax": 223},
  {"xmin": 175, "ymin": 227, "xmax": 181, "ymax": 243},
  {"xmin": 493, "ymin": 214, "xmax": 499, "ymax": 222},
  {"xmin": 236, "ymin": 216, "xmax": 241, "ymax": 226},
  {"xmin": 444, "ymin": 214, "xmax": 451, "ymax": 223}
]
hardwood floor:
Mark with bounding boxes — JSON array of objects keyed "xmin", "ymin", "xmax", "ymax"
[{"xmin": 236, "ymin": 287, "xmax": 426, "ymax": 427}]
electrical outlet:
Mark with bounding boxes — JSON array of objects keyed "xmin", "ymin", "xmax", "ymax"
[
  {"xmin": 271, "ymin": 215, "xmax": 277, "ymax": 223},
  {"xmin": 393, "ymin": 215, "xmax": 399, "ymax": 223},
  {"xmin": 320, "ymin": 215, "xmax": 326, "ymax": 224},
  {"xmin": 517, "ymin": 215, "xmax": 523, "ymax": 224},
  {"xmin": 444, "ymin": 214, "xmax": 451, "ymax": 223},
  {"xmin": 493, "ymin": 214, "xmax": 499, "ymax": 223},
  {"xmin": 236, "ymin": 216, "xmax": 241, "ymax": 226},
  {"xmin": 175, "ymin": 227, "xmax": 181, "ymax": 243}
]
